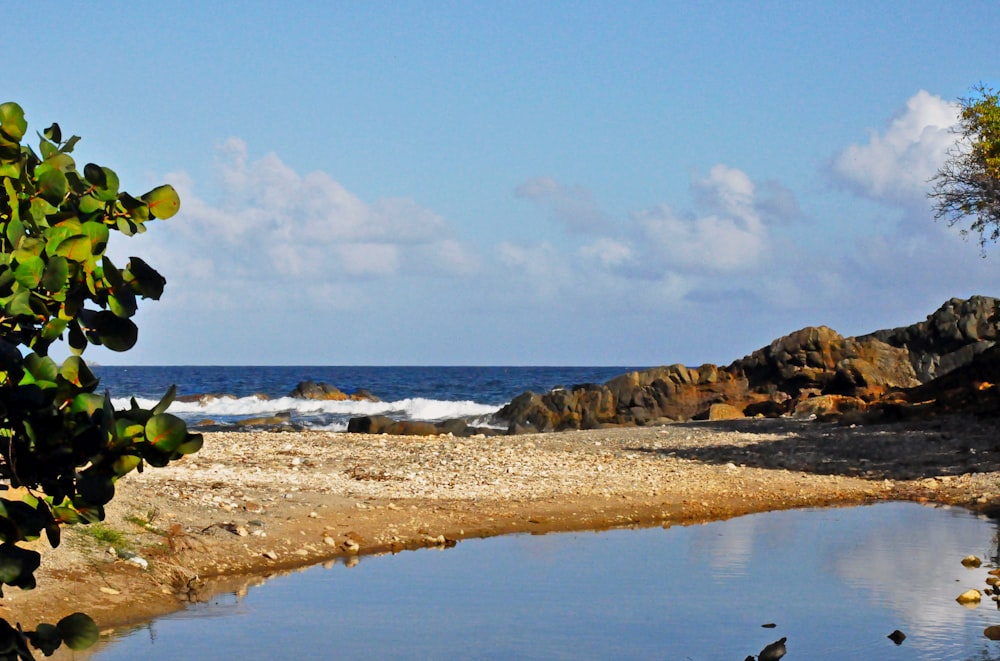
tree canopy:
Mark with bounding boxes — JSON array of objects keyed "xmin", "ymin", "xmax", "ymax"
[
  {"xmin": 0, "ymin": 102, "xmax": 199, "ymax": 658},
  {"xmin": 930, "ymin": 83, "xmax": 1000, "ymax": 247}
]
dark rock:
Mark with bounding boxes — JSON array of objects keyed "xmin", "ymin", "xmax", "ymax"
[
  {"xmin": 347, "ymin": 415, "xmax": 394, "ymax": 434},
  {"xmin": 743, "ymin": 400, "xmax": 789, "ymax": 418},
  {"xmin": 862, "ymin": 295, "xmax": 1000, "ymax": 382},
  {"xmin": 290, "ymin": 380, "xmax": 380, "ymax": 401},
  {"xmin": 758, "ymin": 636, "xmax": 787, "ymax": 661},
  {"xmin": 352, "ymin": 388, "xmax": 381, "ymax": 402},
  {"xmin": 384, "ymin": 420, "xmax": 441, "ymax": 436},
  {"xmin": 436, "ymin": 419, "xmax": 470, "ymax": 436}
]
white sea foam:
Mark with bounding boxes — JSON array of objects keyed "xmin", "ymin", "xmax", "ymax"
[{"xmin": 111, "ymin": 395, "xmax": 500, "ymax": 423}]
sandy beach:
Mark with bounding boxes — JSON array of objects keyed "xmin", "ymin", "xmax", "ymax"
[{"xmin": 8, "ymin": 415, "xmax": 1000, "ymax": 649}]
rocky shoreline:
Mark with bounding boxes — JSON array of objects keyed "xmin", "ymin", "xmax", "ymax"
[
  {"xmin": 9, "ymin": 414, "xmax": 1000, "ymax": 655},
  {"xmin": 192, "ymin": 296, "xmax": 1000, "ymax": 437}
]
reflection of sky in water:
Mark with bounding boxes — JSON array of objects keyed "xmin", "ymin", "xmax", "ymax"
[{"xmin": 94, "ymin": 503, "xmax": 1000, "ymax": 660}]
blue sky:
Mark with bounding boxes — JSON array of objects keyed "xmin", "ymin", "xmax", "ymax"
[{"xmin": 7, "ymin": 1, "xmax": 1000, "ymax": 365}]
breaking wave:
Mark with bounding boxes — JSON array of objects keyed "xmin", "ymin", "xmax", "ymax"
[{"xmin": 111, "ymin": 395, "xmax": 502, "ymax": 431}]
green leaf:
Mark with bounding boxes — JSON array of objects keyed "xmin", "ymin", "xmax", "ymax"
[
  {"xmin": 0, "ymin": 543, "xmax": 40, "ymax": 588},
  {"xmin": 41, "ymin": 255, "xmax": 69, "ymax": 292},
  {"xmin": 39, "ymin": 139, "xmax": 57, "ymax": 161},
  {"xmin": 69, "ymin": 392, "xmax": 104, "ymax": 416},
  {"xmin": 59, "ymin": 355, "xmax": 97, "ymax": 389},
  {"xmin": 3, "ymin": 221, "xmax": 22, "ymax": 253},
  {"xmin": 153, "ymin": 385, "xmax": 177, "ymax": 415},
  {"xmin": 34, "ymin": 163, "xmax": 68, "ymax": 205},
  {"xmin": 67, "ymin": 319, "xmax": 87, "ymax": 353},
  {"xmin": 41, "ymin": 317, "xmax": 68, "ymax": 342},
  {"xmin": 76, "ymin": 473, "xmax": 114, "ymax": 505},
  {"xmin": 24, "ymin": 352, "xmax": 58, "ymax": 383},
  {"xmin": 81, "ymin": 221, "xmax": 110, "ymax": 255},
  {"xmin": 43, "ymin": 122, "xmax": 61, "ymax": 144},
  {"xmin": 13, "ymin": 236, "xmax": 44, "ymax": 262},
  {"xmin": 5, "ymin": 289, "xmax": 32, "ymax": 317},
  {"xmin": 62, "ymin": 134, "xmax": 81, "ymax": 153},
  {"xmin": 0, "ymin": 102, "xmax": 26, "ymax": 142},
  {"xmin": 92, "ymin": 167, "xmax": 119, "ymax": 202},
  {"xmin": 115, "ymin": 419, "xmax": 144, "ymax": 444},
  {"xmin": 176, "ymin": 433, "xmax": 204, "ymax": 455},
  {"xmin": 109, "ymin": 292, "xmax": 137, "ymax": 318},
  {"xmin": 56, "ymin": 613, "xmax": 98, "ymax": 651},
  {"xmin": 13, "ymin": 256, "xmax": 44, "ymax": 288},
  {"xmin": 85, "ymin": 312, "xmax": 137, "ymax": 352},
  {"xmin": 140, "ymin": 184, "xmax": 180, "ymax": 219},
  {"xmin": 145, "ymin": 413, "xmax": 187, "ymax": 453},
  {"xmin": 53, "ymin": 235, "xmax": 91, "ymax": 262},
  {"xmin": 82, "ymin": 163, "xmax": 106, "ymax": 188},
  {"xmin": 112, "ymin": 454, "xmax": 141, "ymax": 476},
  {"xmin": 77, "ymin": 194, "xmax": 103, "ymax": 215},
  {"xmin": 124, "ymin": 257, "xmax": 165, "ymax": 299},
  {"xmin": 52, "ymin": 504, "xmax": 81, "ymax": 524}
]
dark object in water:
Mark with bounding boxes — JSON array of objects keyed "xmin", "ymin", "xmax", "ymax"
[
  {"xmin": 888, "ymin": 629, "xmax": 906, "ymax": 645},
  {"xmin": 761, "ymin": 622, "xmax": 777, "ymax": 628},
  {"xmin": 758, "ymin": 636, "xmax": 787, "ymax": 661}
]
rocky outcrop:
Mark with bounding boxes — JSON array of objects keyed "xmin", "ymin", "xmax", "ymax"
[
  {"xmin": 862, "ymin": 296, "xmax": 1000, "ymax": 382},
  {"xmin": 493, "ymin": 295, "xmax": 1000, "ymax": 432},
  {"xmin": 729, "ymin": 326, "xmax": 919, "ymax": 403},
  {"xmin": 289, "ymin": 381, "xmax": 381, "ymax": 401}
]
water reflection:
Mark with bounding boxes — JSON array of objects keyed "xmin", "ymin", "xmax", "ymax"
[{"xmin": 93, "ymin": 503, "xmax": 1000, "ymax": 660}]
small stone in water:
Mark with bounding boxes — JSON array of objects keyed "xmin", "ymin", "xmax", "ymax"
[
  {"xmin": 985, "ymin": 625, "xmax": 1000, "ymax": 640},
  {"xmin": 963, "ymin": 555, "xmax": 983, "ymax": 568},
  {"xmin": 957, "ymin": 589, "xmax": 982, "ymax": 605},
  {"xmin": 887, "ymin": 629, "xmax": 906, "ymax": 645}
]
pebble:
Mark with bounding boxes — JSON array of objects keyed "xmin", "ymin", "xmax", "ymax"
[
  {"xmin": 262, "ymin": 550, "xmax": 278, "ymax": 560},
  {"xmin": 957, "ymin": 589, "xmax": 982, "ymax": 605}
]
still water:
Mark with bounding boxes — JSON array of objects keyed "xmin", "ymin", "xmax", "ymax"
[{"xmin": 92, "ymin": 502, "xmax": 1000, "ymax": 660}]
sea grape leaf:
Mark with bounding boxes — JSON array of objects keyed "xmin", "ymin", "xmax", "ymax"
[
  {"xmin": 140, "ymin": 184, "xmax": 180, "ymax": 219},
  {"xmin": 145, "ymin": 413, "xmax": 186, "ymax": 453},
  {"xmin": 0, "ymin": 102, "xmax": 26, "ymax": 142},
  {"xmin": 42, "ymin": 255, "xmax": 69, "ymax": 292},
  {"xmin": 124, "ymin": 257, "xmax": 165, "ymax": 299}
]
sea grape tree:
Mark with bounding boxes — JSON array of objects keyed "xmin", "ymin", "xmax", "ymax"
[
  {"xmin": 930, "ymin": 83, "xmax": 1000, "ymax": 248},
  {"xmin": 0, "ymin": 101, "xmax": 200, "ymax": 658}
]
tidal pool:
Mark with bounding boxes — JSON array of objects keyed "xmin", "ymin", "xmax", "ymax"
[{"xmin": 91, "ymin": 502, "xmax": 1000, "ymax": 660}]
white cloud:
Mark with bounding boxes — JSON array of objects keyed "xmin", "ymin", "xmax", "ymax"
[
  {"xmin": 515, "ymin": 176, "xmax": 612, "ymax": 234},
  {"xmin": 160, "ymin": 138, "xmax": 476, "ymax": 288},
  {"xmin": 829, "ymin": 90, "xmax": 958, "ymax": 209},
  {"xmin": 516, "ymin": 165, "xmax": 789, "ymax": 280},
  {"xmin": 579, "ymin": 238, "xmax": 633, "ymax": 268}
]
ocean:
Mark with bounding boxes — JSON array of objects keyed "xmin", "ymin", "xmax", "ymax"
[{"xmin": 91, "ymin": 365, "xmax": 642, "ymax": 432}]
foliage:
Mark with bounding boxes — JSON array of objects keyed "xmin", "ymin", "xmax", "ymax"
[
  {"xmin": 0, "ymin": 102, "xmax": 199, "ymax": 658},
  {"xmin": 929, "ymin": 83, "xmax": 1000, "ymax": 248}
]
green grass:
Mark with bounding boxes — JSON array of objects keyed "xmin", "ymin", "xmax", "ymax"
[{"xmin": 76, "ymin": 522, "xmax": 129, "ymax": 548}]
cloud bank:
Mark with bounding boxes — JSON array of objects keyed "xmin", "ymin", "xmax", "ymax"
[{"xmin": 101, "ymin": 90, "xmax": 1000, "ymax": 364}]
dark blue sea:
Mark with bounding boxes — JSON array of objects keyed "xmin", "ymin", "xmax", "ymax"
[{"xmin": 91, "ymin": 366, "xmax": 642, "ymax": 431}]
